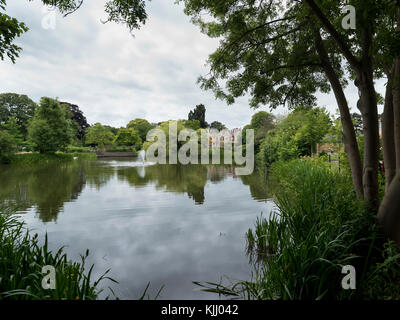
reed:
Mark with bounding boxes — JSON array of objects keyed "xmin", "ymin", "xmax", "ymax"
[
  {"xmin": 195, "ymin": 158, "xmax": 400, "ymax": 300},
  {"xmin": 0, "ymin": 206, "xmax": 116, "ymax": 300}
]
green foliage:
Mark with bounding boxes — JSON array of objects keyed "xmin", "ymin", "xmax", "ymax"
[
  {"xmin": 60, "ymin": 102, "xmax": 89, "ymax": 143},
  {"xmin": 188, "ymin": 104, "xmax": 207, "ymax": 128},
  {"xmin": 27, "ymin": 98, "xmax": 71, "ymax": 153},
  {"xmin": 0, "ymin": 93, "xmax": 37, "ymax": 138},
  {"xmin": 142, "ymin": 120, "xmax": 190, "ymax": 152},
  {"xmin": 196, "ymin": 159, "xmax": 400, "ymax": 300},
  {"xmin": 9, "ymin": 152, "xmax": 96, "ymax": 165},
  {"xmin": 1, "ymin": 116, "xmax": 23, "ymax": 146},
  {"xmin": 104, "ymin": 146, "xmax": 136, "ymax": 152},
  {"xmin": 65, "ymin": 146, "xmax": 92, "ymax": 153},
  {"xmin": 209, "ymin": 121, "xmax": 226, "ymax": 131},
  {"xmin": 183, "ymin": 120, "xmax": 201, "ymax": 131},
  {"xmin": 126, "ymin": 118, "xmax": 154, "ymax": 141},
  {"xmin": 0, "ymin": 129, "xmax": 15, "ymax": 163},
  {"xmin": 0, "ymin": 1, "xmax": 29, "ymax": 63},
  {"xmin": 85, "ymin": 123, "xmax": 115, "ymax": 149},
  {"xmin": 260, "ymin": 107, "xmax": 331, "ymax": 166},
  {"xmin": 243, "ymin": 111, "xmax": 275, "ymax": 152},
  {"xmin": 113, "ymin": 127, "xmax": 142, "ymax": 150},
  {"xmin": 179, "ymin": 0, "xmax": 335, "ymax": 109},
  {"xmin": 0, "ymin": 206, "xmax": 116, "ymax": 300}
]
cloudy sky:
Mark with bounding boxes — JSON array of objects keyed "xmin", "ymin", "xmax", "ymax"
[{"xmin": 0, "ymin": 1, "xmax": 386, "ymax": 129}]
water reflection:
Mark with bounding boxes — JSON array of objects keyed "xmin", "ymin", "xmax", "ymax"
[
  {"xmin": 0, "ymin": 163, "xmax": 86, "ymax": 222},
  {"xmin": 0, "ymin": 159, "xmax": 269, "ymax": 222},
  {"xmin": 0, "ymin": 158, "xmax": 273, "ymax": 299}
]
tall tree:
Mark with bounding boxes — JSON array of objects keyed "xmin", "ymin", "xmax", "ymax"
[
  {"xmin": 178, "ymin": 0, "xmax": 400, "ymax": 207},
  {"xmin": 126, "ymin": 118, "xmax": 154, "ymax": 141},
  {"xmin": 0, "ymin": 93, "xmax": 37, "ymax": 138},
  {"xmin": 260, "ymin": 106, "xmax": 331, "ymax": 165},
  {"xmin": 179, "ymin": 0, "xmax": 364, "ymax": 199},
  {"xmin": 0, "ymin": 130, "xmax": 15, "ymax": 163},
  {"xmin": 1, "ymin": 116, "xmax": 24, "ymax": 147},
  {"xmin": 28, "ymin": 97, "xmax": 71, "ymax": 153},
  {"xmin": 85, "ymin": 123, "xmax": 115, "ymax": 149},
  {"xmin": 114, "ymin": 127, "xmax": 142, "ymax": 149},
  {"xmin": 243, "ymin": 111, "xmax": 275, "ymax": 153},
  {"xmin": 210, "ymin": 121, "xmax": 227, "ymax": 131},
  {"xmin": 188, "ymin": 104, "xmax": 208, "ymax": 128},
  {"xmin": 60, "ymin": 102, "xmax": 89, "ymax": 142}
]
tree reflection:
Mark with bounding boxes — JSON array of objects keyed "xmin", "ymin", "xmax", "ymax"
[
  {"xmin": 239, "ymin": 168, "xmax": 271, "ymax": 201},
  {"xmin": 117, "ymin": 164, "xmax": 209, "ymax": 205},
  {"xmin": 0, "ymin": 162, "xmax": 97, "ymax": 222},
  {"xmin": 0, "ymin": 159, "xmax": 269, "ymax": 222}
]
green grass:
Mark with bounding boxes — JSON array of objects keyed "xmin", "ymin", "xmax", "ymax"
[
  {"xmin": 104, "ymin": 146, "xmax": 137, "ymax": 153},
  {"xmin": 0, "ymin": 206, "xmax": 116, "ymax": 300},
  {"xmin": 195, "ymin": 158, "xmax": 400, "ymax": 300},
  {"xmin": 9, "ymin": 152, "xmax": 96, "ymax": 165},
  {"xmin": 65, "ymin": 146, "xmax": 92, "ymax": 153}
]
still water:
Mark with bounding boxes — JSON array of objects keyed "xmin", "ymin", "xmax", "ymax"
[{"xmin": 0, "ymin": 158, "xmax": 274, "ymax": 299}]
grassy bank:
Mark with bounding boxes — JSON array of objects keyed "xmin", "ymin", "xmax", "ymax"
[
  {"xmin": 196, "ymin": 158, "xmax": 400, "ymax": 300},
  {"xmin": 0, "ymin": 206, "xmax": 115, "ymax": 300},
  {"xmin": 9, "ymin": 152, "xmax": 97, "ymax": 165}
]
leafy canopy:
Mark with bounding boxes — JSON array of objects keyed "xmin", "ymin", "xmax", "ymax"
[
  {"xmin": 188, "ymin": 104, "xmax": 208, "ymax": 128},
  {"xmin": 85, "ymin": 123, "xmax": 115, "ymax": 148},
  {"xmin": 260, "ymin": 106, "xmax": 331, "ymax": 166},
  {"xmin": 114, "ymin": 127, "xmax": 142, "ymax": 149},
  {"xmin": 0, "ymin": 93, "xmax": 37, "ymax": 137},
  {"xmin": 127, "ymin": 118, "xmax": 154, "ymax": 141},
  {"xmin": 28, "ymin": 97, "xmax": 72, "ymax": 153},
  {"xmin": 0, "ymin": 0, "xmax": 29, "ymax": 63}
]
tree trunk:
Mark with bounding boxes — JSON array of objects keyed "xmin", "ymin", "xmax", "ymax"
[
  {"xmin": 355, "ymin": 27, "xmax": 380, "ymax": 210},
  {"xmin": 357, "ymin": 70, "xmax": 380, "ymax": 210},
  {"xmin": 378, "ymin": 6, "xmax": 400, "ymax": 244},
  {"xmin": 378, "ymin": 172, "xmax": 400, "ymax": 246},
  {"xmin": 393, "ymin": 6, "xmax": 400, "ymax": 171},
  {"xmin": 314, "ymin": 30, "xmax": 364, "ymax": 198},
  {"xmin": 382, "ymin": 71, "xmax": 396, "ymax": 191}
]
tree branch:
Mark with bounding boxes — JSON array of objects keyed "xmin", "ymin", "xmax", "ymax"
[{"xmin": 303, "ymin": 0, "xmax": 361, "ymax": 71}]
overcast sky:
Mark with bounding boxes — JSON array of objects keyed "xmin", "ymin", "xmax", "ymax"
[{"xmin": 0, "ymin": 1, "xmax": 386, "ymax": 129}]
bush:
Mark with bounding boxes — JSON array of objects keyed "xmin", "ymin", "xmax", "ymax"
[{"xmin": 113, "ymin": 128, "xmax": 142, "ymax": 151}]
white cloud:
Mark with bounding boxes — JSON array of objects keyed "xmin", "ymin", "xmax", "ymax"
[{"xmin": 0, "ymin": 0, "xmax": 387, "ymax": 129}]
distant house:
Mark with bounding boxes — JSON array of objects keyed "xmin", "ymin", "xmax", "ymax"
[
  {"xmin": 316, "ymin": 143, "xmax": 342, "ymax": 154},
  {"xmin": 206, "ymin": 128, "xmax": 242, "ymax": 147}
]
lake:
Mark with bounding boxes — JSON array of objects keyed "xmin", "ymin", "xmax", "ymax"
[{"xmin": 0, "ymin": 158, "xmax": 275, "ymax": 299}]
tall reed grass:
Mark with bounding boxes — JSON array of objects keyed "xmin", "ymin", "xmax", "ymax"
[
  {"xmin": 195, "ymin": 158, "xmax": 400, "ymax": 300},
  {"xmin": 0, "ymin": 206, "xmax": 116, "ymax": 300}
]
